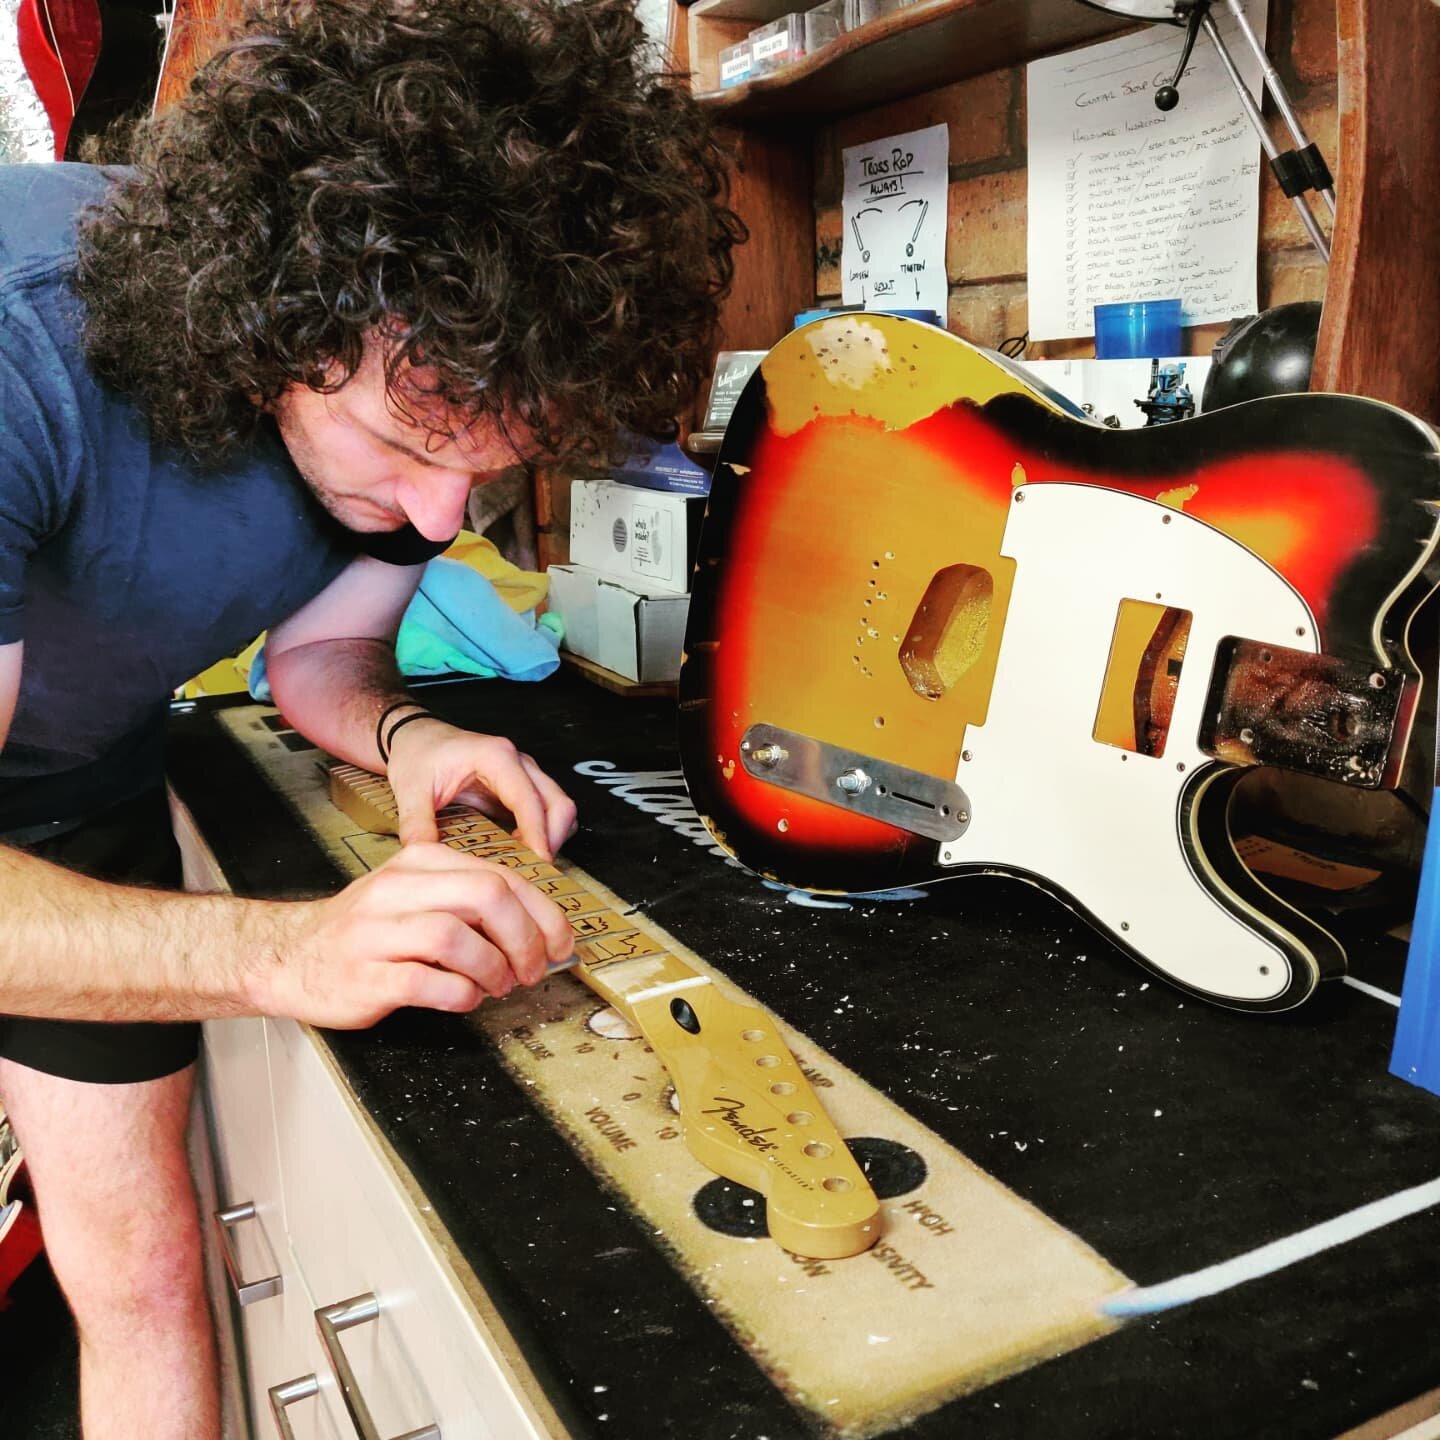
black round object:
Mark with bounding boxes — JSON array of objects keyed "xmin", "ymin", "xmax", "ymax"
[
  {"xmin": 1154, "ymin": 85, "xmax": 1180, "ymax": 112},
  {"xmin": 690, "ymin": 1137, "xmax": 928, "ymax": 1240},
  {"xmin": 1202, "ymin": 301, "xmax": 1322, "ymax": 412}
]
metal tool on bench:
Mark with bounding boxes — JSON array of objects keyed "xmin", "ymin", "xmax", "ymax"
[{"xmin": 328, "ymin": 764, "xmax": 883, "ymax": 1260}]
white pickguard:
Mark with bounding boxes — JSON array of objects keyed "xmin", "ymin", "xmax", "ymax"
[{"xmin": 941, "ymin": 483, "xmax": 1319, "ymax": 1005}]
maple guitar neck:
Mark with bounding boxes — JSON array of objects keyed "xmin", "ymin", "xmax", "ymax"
[{"xmin": 328, "ymin": 764, "xmax": 882, "ymax": 1260}]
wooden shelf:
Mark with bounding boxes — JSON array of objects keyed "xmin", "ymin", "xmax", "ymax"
[
  {"xmin": 560, "ymin": 652, "xmax": 678, "ymax": 699},
  {"xmin": 690, "ymin": 0, "xmax": 1133, "ymax": 121}
]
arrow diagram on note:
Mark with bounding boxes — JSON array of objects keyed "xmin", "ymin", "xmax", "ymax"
[
  {"xmin": 902, "ymin": 198, "xmax": 929, "ymax": 258},
  {"xmin": 850, "ymin": 207, "xmax": 881, "ymax": 264}
]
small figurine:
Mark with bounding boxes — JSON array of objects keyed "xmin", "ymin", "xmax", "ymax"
[{"xmin": 1135, "ymin": 358, "xmax": 1196, "ymax": 426}]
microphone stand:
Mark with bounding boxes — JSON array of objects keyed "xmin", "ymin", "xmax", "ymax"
[{"xmin": 1153, "ymin": 0, "xmax": 1334, "ymax": 262}]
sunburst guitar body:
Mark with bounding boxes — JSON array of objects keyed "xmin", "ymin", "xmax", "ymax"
[{"xmin": 678, "ymin": 315, "xmax": 1440, "ymax": 1012}]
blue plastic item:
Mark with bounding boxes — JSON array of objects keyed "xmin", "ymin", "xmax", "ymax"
[
  {"xmin": 1094, "ymin": 298, "xmax": 1183, "ymax": 359},
  {"xmin": 1390, "ymin": 792, "xmax": 1440, "ymax": 1097},
  {"xmin": 611, "ymin": 434, "xmax": 710, "ymax": 495}
]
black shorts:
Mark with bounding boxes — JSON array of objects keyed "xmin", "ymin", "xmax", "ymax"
[{"xmin": 0, "ymin": 789, "xmax": 201, "ymax": 1085}]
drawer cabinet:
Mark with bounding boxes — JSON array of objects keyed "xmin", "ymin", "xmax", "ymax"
[{"xmin": 203, "ymin": 1016, "xmax": 558, "ymax": 1440}]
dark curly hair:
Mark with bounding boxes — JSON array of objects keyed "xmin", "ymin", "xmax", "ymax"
[{"xmin": 75, "ymin": 0, "xmax": 744, "ymax": 464}]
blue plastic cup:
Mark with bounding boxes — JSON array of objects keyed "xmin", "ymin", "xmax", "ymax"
[{"xmin": 1094, "ymin": 298, "xmax": 1183, "ymax": 359}]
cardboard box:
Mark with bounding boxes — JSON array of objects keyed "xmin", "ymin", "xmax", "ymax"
[
  {"xmin": 569, "ymin": 479, "xmax": 704, "ymax": 595},
  {"xmin": 546, "ymin": 564, "xmax": 690, "ymax": 683},
  {"xmin": 718, "ymin": 38, "xmax": 753, "ymax": 88},
  {"xmin": 748, "ymin": 14, "xmax": 806, "ymax": 75}
]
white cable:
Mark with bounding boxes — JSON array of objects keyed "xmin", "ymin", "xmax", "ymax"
[{"xmin": 1105, "ymin": 1175, "xmax": 1440, "ymax": 1316}]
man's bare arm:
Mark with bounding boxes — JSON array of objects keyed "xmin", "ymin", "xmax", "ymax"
[
  {"xmin": 265, "ymin": 555, "xmax": 421, "ymax": 772},
  {"xmin": 0, "ymin": 841, "xmax": 572, "ymax": 1024},
  {"xmin": 0, "ymin": 640, "xmax": 571, "ymax": 1025},
  {"xmin": 266, "ymin": 556, "xmax": 577, "ymax": 857},
  {"xmin": 0, "ymin": 845, "xmax": 289, "ymax": 1021},
  {"xmin": 0, "ymin": 640, "xmax": 265, "ymax": 1021}
]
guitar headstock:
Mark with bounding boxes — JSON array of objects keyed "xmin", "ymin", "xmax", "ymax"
[{"xmin": 622, "ymin": 977, "xmax": 881, "ymax": 1258}]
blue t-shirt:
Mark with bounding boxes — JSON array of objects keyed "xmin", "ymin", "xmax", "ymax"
[{"xmin": 0, "ymin": 164, "xmax": 433, "ymax": 830}]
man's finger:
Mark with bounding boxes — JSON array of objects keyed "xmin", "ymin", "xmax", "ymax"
[
  {"xmin": 384, "ymin": 959, "xmax": 484, "ymax": 1015},
  {"xmin": 358, "ymin": 892, "xmax": 532, "ymax": 995},
  {"xmin": 374, "ymin": 864, "xmax": 553, "ymax": 979},
  {"xmin": 519, "ymin": 754, "xmax": 579, "ymax": 858},
  {"xmin": 391, "ymin": 774, "xmax": 441, "ymax": 846},
  {"xmin": 390, "ymin": 909, "xmax": 521, "ymax": 995},
  {"xmin": 492, "ymin": 865, "xmax": 576, "ymax": 976},
  {"xmin": 481, "ymin": 759, "xmax": 552, "ymax": 860}
]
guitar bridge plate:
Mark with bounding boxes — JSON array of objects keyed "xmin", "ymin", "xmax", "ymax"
[
  {"xmin": 1200, "ymin": 640, "xmax": 1415, "ymax": 789},
  {"xmin": 739, "ymin": 724, "xmax": 971, "ymax": 842}
]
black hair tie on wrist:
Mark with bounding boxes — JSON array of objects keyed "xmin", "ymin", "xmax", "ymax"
[
  {"xmin": 382, "ymin": 709, "xmax": 437, "ymax": 761},
  {"xmin": 375, "ymin": 699, "xmax": 419, "ymax": 765}
]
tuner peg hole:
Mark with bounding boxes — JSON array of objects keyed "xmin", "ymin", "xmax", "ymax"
[{"xmin": 669, "ymin": 998, "xmax": 702, "ymax": 1034}]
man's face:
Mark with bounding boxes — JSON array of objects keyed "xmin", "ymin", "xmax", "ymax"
[{"xmin": 271, "ymin": 343, "xmax": 529, "ymax": 541}]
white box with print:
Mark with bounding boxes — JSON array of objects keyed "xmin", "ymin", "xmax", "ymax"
[{"xmin": 569, "ymin": 479, "xmax": 703, "ymax": 596}]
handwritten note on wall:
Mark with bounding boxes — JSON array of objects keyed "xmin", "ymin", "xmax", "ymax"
[
  {"xmin": 842, "ymin": 123, "xmax": 949, "ymax": 317},
  {"xmin": 1026, "ymin": 8, "xmax": 1267, "ymax": 342}
]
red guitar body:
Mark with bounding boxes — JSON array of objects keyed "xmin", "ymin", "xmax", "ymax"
[{"xmin": 16, "ymin": 0, "xmax": 102, "ymax": 159}]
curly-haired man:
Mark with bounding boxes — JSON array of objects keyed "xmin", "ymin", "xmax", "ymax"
[{"xmin": 0, "ymin": 0, "xmax": 741, "ymax": 1431}]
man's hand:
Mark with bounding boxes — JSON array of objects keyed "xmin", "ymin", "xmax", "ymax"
[
  {"xmin": 251, "ymin": 842, "xmax": 575, "ymax": 1029},
  {"xmin": 384, "ymin": 716, "xmax": 578, "ymax": 858}
]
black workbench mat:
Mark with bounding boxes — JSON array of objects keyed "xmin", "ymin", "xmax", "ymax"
[{"xmin": 167, "ymin": 672, "xmax": 1440, "ymax": 1440}]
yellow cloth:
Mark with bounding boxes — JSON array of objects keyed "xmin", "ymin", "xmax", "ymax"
[
  {"xmin": 442, "ymin": 531, "xmax": 548, "ymax": 613},
  {"xmin": 180, "ymin": 532, "xmax": 547, "ymax": 698}
]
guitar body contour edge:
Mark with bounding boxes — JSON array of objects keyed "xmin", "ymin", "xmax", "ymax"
[{"xmin": 678, "ymin": 315, "xmax": 1440, "ymax": 1012}]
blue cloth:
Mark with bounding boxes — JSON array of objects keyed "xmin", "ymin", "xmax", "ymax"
[
  {"xmin": 0, "ymin": 164, "xmax": 363, "ymax": 829},
  {"xmin": 248, "ymin": 556, "xmax": 563, "ymax": 700}
]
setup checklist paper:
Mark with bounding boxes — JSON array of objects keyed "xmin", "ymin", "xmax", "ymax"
[{"xmin": 1025, "ymin": 5, "xmax": 1267, "ymax": 343}]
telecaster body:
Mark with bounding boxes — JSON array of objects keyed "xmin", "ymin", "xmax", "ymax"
[{"xmin": 678, "ymin": 315, "xmax": 1440, "ymax": 1011}]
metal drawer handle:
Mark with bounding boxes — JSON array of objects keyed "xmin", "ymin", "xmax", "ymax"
[
  {"xmin": 315, "ymin": 1293, "xmax": 440, "ymax": 1440},
  {"xmin": 214, "ymin": 1202, "xmax": 282, "ymax": 1306},
  {"xmin": 269, "ymin": 1374, "xmax": 319, "ymax": 1440}
]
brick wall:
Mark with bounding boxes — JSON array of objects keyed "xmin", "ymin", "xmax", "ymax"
[
  {"xmin": 536, "ymin": 460, "xmax": 571, "ymax": 573},
  {"xmin": 536, "ymin": 0, "xmax": 1338, "ymax": 572},
  {"xmin": 813, "ymin": 0, "xmax": 1337, "ymax": 359}
]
